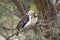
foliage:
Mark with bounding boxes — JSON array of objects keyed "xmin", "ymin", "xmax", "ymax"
[
  {"xmin": 0, "ymin": 0, "xmax": 60, "ymax": 40},
  {"xmin": 30, "ymin": 3, "xmax": 38, "ymax": 13}
]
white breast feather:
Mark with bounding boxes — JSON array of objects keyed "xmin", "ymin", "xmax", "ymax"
[
  {"xmin": 24, "ymin": 16, "xmax": 37, "ymax": 28},
  {"xmin": 24, "ymin": 16, "xmax": 32, "ymax": 27}
]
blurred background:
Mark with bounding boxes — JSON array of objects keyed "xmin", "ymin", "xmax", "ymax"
[{"xmin": 0, "ymin": 0, "xmax": 60, "ymax": 40}]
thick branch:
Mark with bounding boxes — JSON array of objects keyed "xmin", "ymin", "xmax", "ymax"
[
  {"xmin": 33, "ymin": 0, "xmax": 47, "ymax": 12},
  {"xmin": 11, "ymin": 0, "xmax": 25, "ymax": 16}
]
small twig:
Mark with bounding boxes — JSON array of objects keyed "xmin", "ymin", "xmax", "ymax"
[
  {"xmin": 6, "ymin": 20, "xmax": 60, "ymax": 40},
  {"xmin": 6, "ymin": 32, "xmax": 17, "ymax": 40}
]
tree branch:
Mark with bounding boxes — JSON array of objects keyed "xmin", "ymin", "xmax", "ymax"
[{"xmin": 11, "ymin": 0, "xmax": 25, "ymax": 16}]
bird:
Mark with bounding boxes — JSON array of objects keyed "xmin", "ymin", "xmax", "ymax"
[{"xmin": 16, "ymin": 10, "xmax": 38, "ymax": 35}]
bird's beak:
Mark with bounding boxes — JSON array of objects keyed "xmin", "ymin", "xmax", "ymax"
[{"xmin": 35, "ymin": 13, "xmax": 37, "ymax": 17}]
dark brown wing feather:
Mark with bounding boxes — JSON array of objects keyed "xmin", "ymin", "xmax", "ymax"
[{"xmin": 16, "ymin": 15, "xmax": 29, "ymax": 31}]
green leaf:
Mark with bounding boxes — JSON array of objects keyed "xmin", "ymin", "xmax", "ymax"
[{"xmin": 30, "ymin": 3, "xmax": 38, "ymax": 13}]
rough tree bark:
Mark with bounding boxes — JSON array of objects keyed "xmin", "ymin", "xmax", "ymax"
[{"xmin": 11, "ymin": 0, "xmax": 25, "ymax": 18}]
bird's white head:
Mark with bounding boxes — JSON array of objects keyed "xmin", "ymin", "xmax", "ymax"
[{"xmin": 28, "ymin": 10, "xmax": 37, "ymax": 17}]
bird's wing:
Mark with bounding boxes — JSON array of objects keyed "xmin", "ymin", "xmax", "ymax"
[{"xmin": 16, "ymin": 15, "xmax": 29, "ymax": 31}]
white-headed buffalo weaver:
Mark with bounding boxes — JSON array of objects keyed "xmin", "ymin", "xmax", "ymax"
[{"xmin": 16, "ymin": 10, "xmax": 38, "ymax": 35}]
